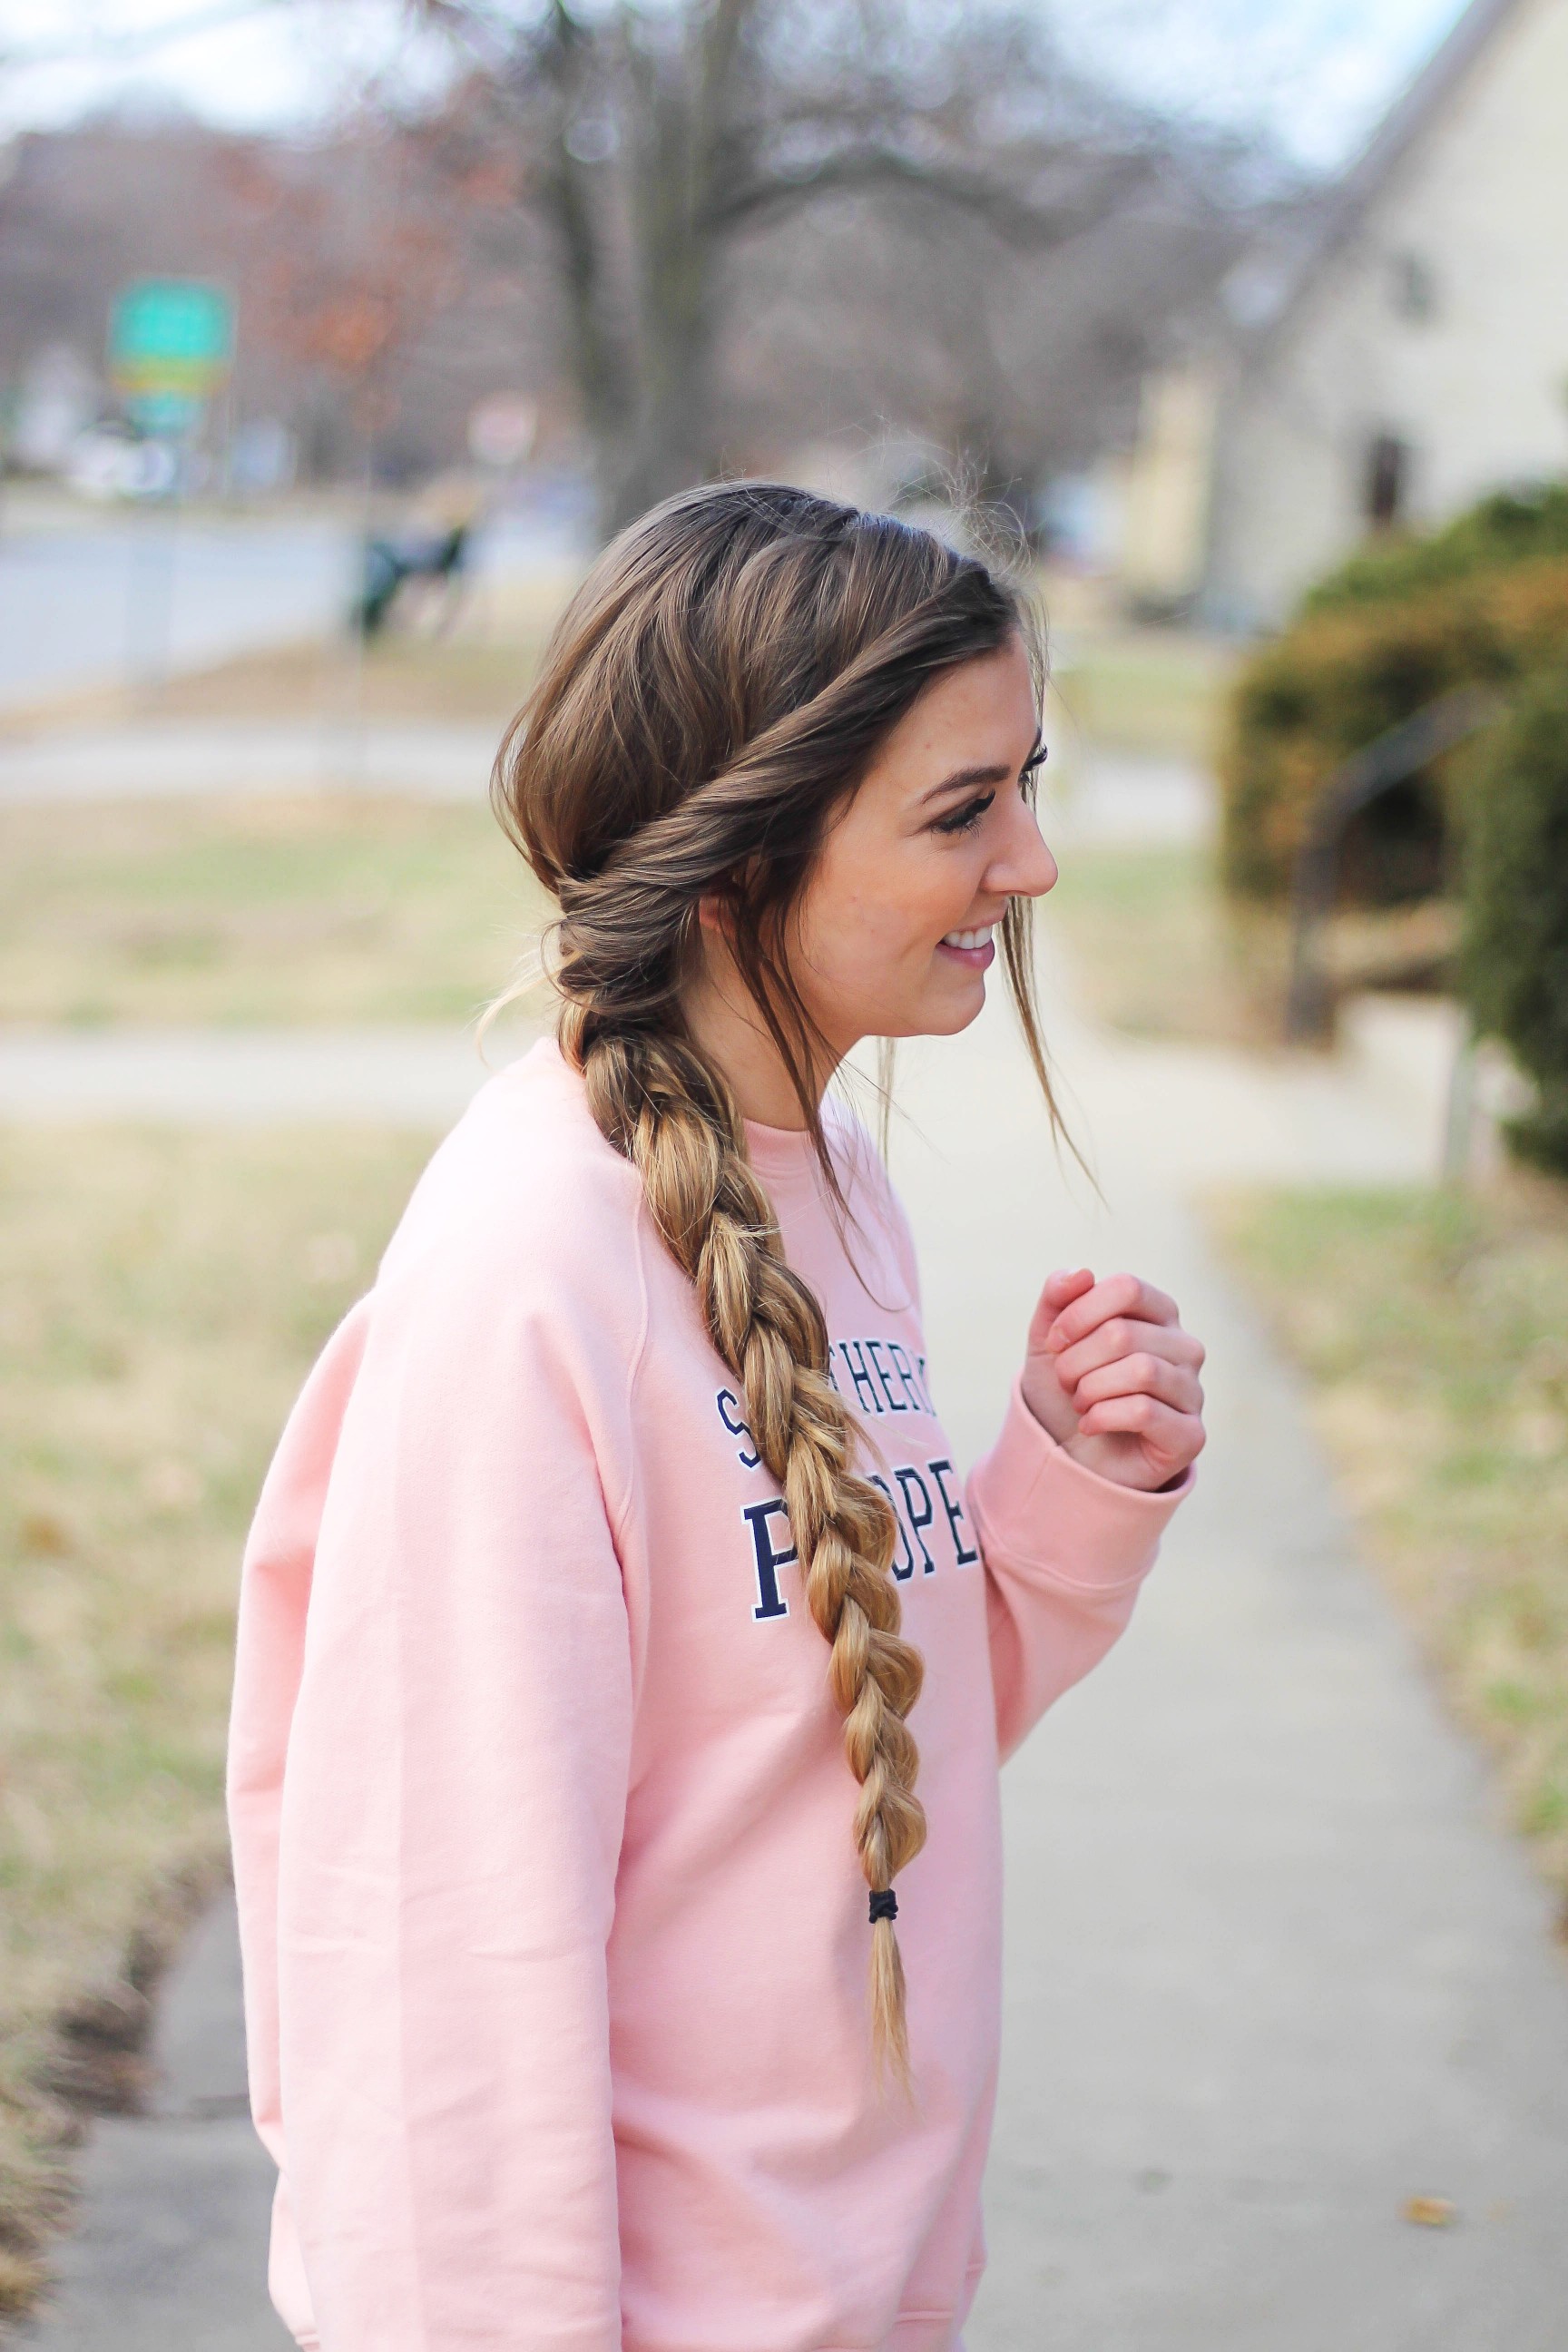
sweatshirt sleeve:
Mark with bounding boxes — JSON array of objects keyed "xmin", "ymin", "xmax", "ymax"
[
  {"xmin": 229, "ymin": 1210, "xmax": 638, "ymax": 2352},
  {"xmin": 967, "ymin": 1375, "xmax": 1191, "ymax": 1761}
]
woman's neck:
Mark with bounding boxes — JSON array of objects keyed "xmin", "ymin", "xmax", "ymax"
[{"xmin": 681, "ymin": 961, "xmax": 838, "ymax": 1131}]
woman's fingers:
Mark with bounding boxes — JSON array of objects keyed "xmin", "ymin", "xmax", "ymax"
[
  {"xmin": 1043, "ymin": 1270, "xmax": 1181, "ymax": 1353},
  {"xmin": 1026, "ymin": 1268, "xmax": 1095, "ymax": 1351},
  {"xmin": 1050, "ymin": 1315, "xmax": 1204, "ymax": 1395},
  {"xmin": 1025, "ymin": 1269, "xmax": 1209, "ymax": 1485},
  {"xmin": 1074, "ymin": 1390, "xmax": 1207, "ymax": 1461},
  {"xmin": 1071, "ymin": 1351, "xmax": 1204, "ymax": 1416}
]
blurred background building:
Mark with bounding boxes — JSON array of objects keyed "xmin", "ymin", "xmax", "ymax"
[{"xmin": 1121, "ymin": 0, "xmax": 1568, "ymax": 624}]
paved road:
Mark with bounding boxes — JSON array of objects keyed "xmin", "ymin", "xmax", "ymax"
[
  {"xmin": 0, "ymin": 518, "xmax": 356, "ymax": 710},
  {"xmin": 0, "ymin": 505, "xmax": 588, "ymax": 715},
  {"xmin": 13, "ymin": 991, "xmax": 1568, "ymax": 2348}
]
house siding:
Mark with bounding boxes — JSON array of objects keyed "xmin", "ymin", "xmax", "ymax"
[{"xmin": 1205, "ymin": 0, "xmax": 1568, "ymax": 626}]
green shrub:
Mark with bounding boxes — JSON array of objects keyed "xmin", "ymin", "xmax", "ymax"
[
  {"xmin": 1220, "ymin": 556, "xmax": 1568, "ymax": 899},
  {"xmin": 1300, "ymin": 481, "xmax": 1568, "ymax": 616},
  {"xmin": 1464, "ymin": 671, "xmax": 1568, "ymax": 1174}
]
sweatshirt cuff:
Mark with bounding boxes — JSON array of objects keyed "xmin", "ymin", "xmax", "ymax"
[{"xmin": 970, "ymin": 1375, "xmax": 1194, "ymax": 1592}]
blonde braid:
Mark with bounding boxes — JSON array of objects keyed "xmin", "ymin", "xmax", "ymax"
[{"xmin": 564, "ymin": 1008, "xmax": 927, "ymax": 2082}]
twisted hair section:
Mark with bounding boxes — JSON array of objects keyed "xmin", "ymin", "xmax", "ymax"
[{"xmin": 495, "ymin": 480, "xmax": 1063, "ymax": 2076}]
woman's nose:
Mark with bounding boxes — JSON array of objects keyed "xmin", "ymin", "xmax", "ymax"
[{"xmin": 990, "ymin": 801, "xmax": 1057, "ymax": 900}]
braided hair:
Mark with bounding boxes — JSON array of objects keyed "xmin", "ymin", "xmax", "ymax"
[{"xmin": 494, "ymin": 481, "xmax": 1058, "ymax": 2079}]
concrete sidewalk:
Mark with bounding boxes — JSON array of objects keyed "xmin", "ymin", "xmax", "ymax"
[
  {"xmin": 13, "ymin": 1905, "xmax": 284, "ymax": 2352},
  {"xmin": 0, "ymin": 1024, "xmax": 511, "ymax": 1126},
  {"xmin": 13, "ymin": 994, "xmax": 1568, "ymax": 2348},
  {"xmin": 892, "ymin": 1002, "xmax": 1568, "ymax": 2351},
  {"xmin": 0, "ymin": 720, "xmax": 498, "ymax": 805},
  {"xmin": 0, "ymin": 991, "xmax": 1466, "ymax": 1183}
]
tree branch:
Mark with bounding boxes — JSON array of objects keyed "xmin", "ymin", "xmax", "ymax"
[{"xmin": 705, "ymin": 143, "xmax": 1157, "ymax": 249}]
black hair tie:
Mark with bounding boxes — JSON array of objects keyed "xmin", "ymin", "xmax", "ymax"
[{"xmin": 868, "ymin": 1888, "xmax": 898, "ymax": 1926}]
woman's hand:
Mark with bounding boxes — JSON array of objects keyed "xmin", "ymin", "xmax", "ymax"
[{"xmin": 1019, "ymin": 1268, "xmax": 1206, "ymax": 1494}]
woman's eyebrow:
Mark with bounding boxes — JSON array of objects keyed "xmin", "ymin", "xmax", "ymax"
[
  {"xmin": 919, "ymin": 741, "xmax": 1044, "ymax": 805},
  {"xmin": 918, "ymin": 761, "xmax": 1012, "ymax": 806}
]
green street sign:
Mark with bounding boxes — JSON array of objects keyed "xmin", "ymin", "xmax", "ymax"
[{"xmin": 110, "ymin": 279, "xmax": 235, "ymax": 400}]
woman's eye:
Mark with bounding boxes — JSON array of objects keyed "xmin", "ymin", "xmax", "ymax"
[{"xmin": 933, "ymin": 791, "xmax": 995, "ymax": 837}]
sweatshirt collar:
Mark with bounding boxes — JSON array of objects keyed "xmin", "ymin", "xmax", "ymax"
[{"xmin": 741, "ymin": 1115, "xmax": 822, "ymax": 1188}]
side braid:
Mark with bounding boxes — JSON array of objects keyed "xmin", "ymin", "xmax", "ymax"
[{"xmin": 562, "ymin": 1006, "xmax": 927, "ymax": 2081}]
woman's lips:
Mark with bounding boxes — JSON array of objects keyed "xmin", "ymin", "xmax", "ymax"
[{"xmin": 936, "ymin": 932, "xmax": 995, "ymax": 972}]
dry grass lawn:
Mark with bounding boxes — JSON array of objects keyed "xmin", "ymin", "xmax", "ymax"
[
  {"xmin": 1044, "ymin": 845, "xmax": 1291, "ymax": 1046},
  {"xmin": 0, "ymin": 1125, "xmax": 436, "ymax": 2313},
  {"xmin": 1211, "ymin": 1176, "xmax": 1568, "ymax": 1923},
  {"xmin": 1045, "ymin": 844, "xmax": 1460, "ymax": 1050},
  {"xmin": 1047, "ymin": 624, "xmax": 1237, "ymax": 763},
  {"xmin": 0, "ymin": 795, "xmax": 551, "ymax": 1028}
]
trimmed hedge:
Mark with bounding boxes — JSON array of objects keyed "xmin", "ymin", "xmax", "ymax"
[
  {"xmin": 1220, "ymin": 555, "xmax": 1568, "ymax": 900},
  {"xmin": 1300, "ymin": 481, "xmax": 1568, "ymax": 617},
  {"xmin": 1464, "ymin": 671, "xmax": 1568, "ymax": 1174}
]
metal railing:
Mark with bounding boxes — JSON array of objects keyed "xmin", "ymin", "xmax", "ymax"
[{"xmin": 1282, "ymin": 685, "xmax": 1503, "ymax": 1044}]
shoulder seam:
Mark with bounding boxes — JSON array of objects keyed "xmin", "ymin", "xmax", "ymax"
[{"xmin": 612, "ymin": 1178, "xmax": 654, "ymax": 1547}]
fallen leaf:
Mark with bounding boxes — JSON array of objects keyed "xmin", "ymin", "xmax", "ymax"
[{"xmin": 19, "ymin": 1511, "xmax": 71, "ymax": 1555}]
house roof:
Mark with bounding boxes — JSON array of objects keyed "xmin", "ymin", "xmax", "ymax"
[{"xmin": 1250, "ymin": 0, "xmax": 1534, "ymax": 338}]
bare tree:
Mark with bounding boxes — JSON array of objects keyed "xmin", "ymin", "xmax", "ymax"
[
  {"xmin": 239, "ymin": 124, "xmax": 466, "ymax": 475},
  {"xmin": 421, "ymin": 0, "xmax": 1233, "ymax": 532},
  {"xmin": 0, "ymin": 108, "xmax": 555, "ymax": 486},
  {"xmin": 0, "ymin": 8, "xmax": 1281, "ymax": 510}
]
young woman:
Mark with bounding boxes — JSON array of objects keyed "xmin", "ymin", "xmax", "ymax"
[{"xmin": 228, "ymin": 482, "xmax": 1204, "ymax": 2352}]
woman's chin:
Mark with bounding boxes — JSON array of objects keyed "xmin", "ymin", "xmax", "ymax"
[{"xmin": 911, "ymin": 973, "xmax": 989, "ymax": 1037}]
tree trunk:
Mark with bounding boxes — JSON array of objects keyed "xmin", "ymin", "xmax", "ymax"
[{"xmin": 596, "ymin": 0, "xmax": 750, "ymax": 533}]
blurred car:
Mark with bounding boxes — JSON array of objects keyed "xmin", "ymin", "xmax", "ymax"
[{"xmin": 66, "ymin": 425, "xmax": 180, "ymax": 501}]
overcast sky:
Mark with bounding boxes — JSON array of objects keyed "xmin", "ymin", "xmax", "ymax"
[{"xmin": 0, "ymin": 0, "xmax": 1474, "ymax": 169}]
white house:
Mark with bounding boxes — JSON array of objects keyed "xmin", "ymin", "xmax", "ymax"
[{"xmin": 1122, "ymin": 0, "xmax": 1568, "ymax": 627}]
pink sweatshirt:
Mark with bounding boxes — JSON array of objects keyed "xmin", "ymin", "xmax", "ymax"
[{"xmin": 228, "ymin": 1036, "xmax": 1190, "ymax": 2352}]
